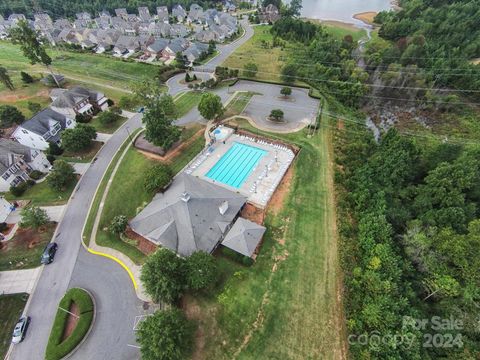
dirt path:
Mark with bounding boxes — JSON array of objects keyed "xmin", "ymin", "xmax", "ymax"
[{"xmin": 62, "ymin": 302, "xmax": 80, "ymax": 341}]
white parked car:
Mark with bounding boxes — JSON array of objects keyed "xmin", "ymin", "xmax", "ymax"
[{"xmin": 11, "ymin": 316, "xmax": 30, "ymax": 344}]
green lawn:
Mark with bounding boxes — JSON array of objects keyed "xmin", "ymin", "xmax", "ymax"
[
  {"xmin": 5, "ymin": 177, "xmax": 78, "ymax": 206},
  {"xmin": 197, "ymin": 50, "xmax": 220, "ymax": 65},
  {"xmin": 0, "ymin": 293, "xmax": 29, "ymax": 358},
  {"xmin": 321, "ymin": 22, "xmax": 367, "ymax": 42},
  {"xmin": 89, "ymin": 115, "xmax": 128, "ymax": 134},
  {"xmin": 222, "ymin": 91, "xmax": 259, "ymax": 118},
  {"xmin": 175, "ymin": 91, "xmax": 203, "ymax": 118},
  {"xmin": 58, "ymin": 141, "xmax": 103, "ymax": 163},
  {"xmin": 0, "ymin": 223, "xmax": 56, "ymax": 271},
  {"xmin": 186, "ymin": 114, "xmax": 345, "ymax": 359},
  {"xmin": 94, "ymin": 132, "xmax": 205, "ymax": 264},
  {"xmin": 223, "ymin": 25, "xmax": 288, "ymax": 83},
  {"xmin": 0, "ymin": 41, "xmax": 154, "ymax": 90}
]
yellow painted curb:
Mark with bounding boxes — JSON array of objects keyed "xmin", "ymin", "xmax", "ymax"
[{"xmin": 86, "ymin": 248, "xmax": 138, "ymax": 289}]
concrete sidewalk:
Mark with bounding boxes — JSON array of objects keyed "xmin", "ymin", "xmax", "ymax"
[
  {"xmin": 96, "ymin": 133, "xmax": 112, "ymax": 142},
  {"xmin": 0, "ymin": 267, "xmax": 41, "ymax": 295},
  {"xmin": 6, "ymin": 205, "xmax": 66, "ymax": 224}
]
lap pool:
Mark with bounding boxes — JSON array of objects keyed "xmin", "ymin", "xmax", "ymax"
[{"xmin": 206, "ymin": 142, "xmax": 267, "ymax": 188}]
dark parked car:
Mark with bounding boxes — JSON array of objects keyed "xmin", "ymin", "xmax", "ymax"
[
  {"xmin": 41, "ymin": 242, "xmax": 58, "ymax": 265},
  {"xmin": 11, "ymin": 316, "xmax": 30, "ymax": 344}
]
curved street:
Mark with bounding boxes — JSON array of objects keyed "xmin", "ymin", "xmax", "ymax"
[{"xmin": 8, "ymin": 20, "xmax": 253, "ymax": 360}]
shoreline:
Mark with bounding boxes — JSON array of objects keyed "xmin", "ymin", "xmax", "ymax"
[
  {"xmin": 352, "ymin": 12, "xmax": 377, "ymax": 26},
  {"xmin": 303, "ymin": 18, "xmax": 362, "ymax": 32}
]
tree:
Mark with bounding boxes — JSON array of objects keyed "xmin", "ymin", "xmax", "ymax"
[
  {"xmin": 144, "ymin": 164, "xmax": 173, "ymax": 193},
  {"xmin": 185, "ymin": 252, "xmax": 218, "ymax": 291},
  {"xmin": 61, "ymin": 124, "xmax": 97, "ymax": 152},
  {"xmin": 175, "ymin": 52, "xmax": 187, "ymax": 69},
  {"xmin": 130, "ymin": 78, "xmax": 168, "ymax": 108},
  {"xmin": 140, "ymin": 248, "xmax": 187, "ymax": 303},
  {"xmin": 109, "ymin": 215, "xmax": 128, "ymax": 235},
  {"xmin": 47, "ymin": 142, "xmax": 63, "ymax": 156},
  {"xmin": 208, "ymin": 40, "xmax": 216, "ymax": 54},
  {"xmin": 27, "ymin": 102, "xmax": 41, "ymax": 114},
  {"xmin": 0, "ymin": 66, "xmax": 14, "ymax": 90},
  {"xmin": 283, "ymin": 0, "xmax": 302, "ymax": 17},
  {"xmin": 9, "ymin": 20, "xmax": 61, "ymax": 87},
  {"xmin": 262, "ymin": 0, "xmax": 282, "ymax": 8},
  {"xmin": 143, "ymin": 99, "xmax": 181, "ymax": 150},
  {"xmin": 269, "ymin": 109, "xmax": 284, "ymax": 121},
  {"xmin": 0, "ymin": 105, "xmax": 25, "ymax": 127},
  {"xmin": 20, "ymin": 71, "xmax": 34, "ymax": 84},
  {"xmin": 137, "ymin": 309, "xmax": 194, "ymax": 360},
  {"xmin": 47, "ymin": 160, "xmax": 75, "ymax": 191},
  {"xmin": 185, "ymin": 72, "xmax": 191, "ymax": 83},
  {"xmin": 97, "ymin": 111, "xmax": 121, "ymax": 126},
  {"xmin": 243, "ymin": 62, "xmax": 258, "ymax": 78},
  {"xmin": 198, "ymin": 93, "xmax": 224, "ymax": 120},
  {"xmin": 20, "ymin": 206, "xmax": 49, "ymax": 229},
  {"xmin": 280, "ymin": 86, "xmax": 292, "ymax": 97},
  {"xmin": 281, "ymin": 64, "xmax": 297, "ymax": 83}
]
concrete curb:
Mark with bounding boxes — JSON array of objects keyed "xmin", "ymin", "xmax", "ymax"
[{"xmin": 62, "ymin": 288, "xmax": 96, "ymax": 359}]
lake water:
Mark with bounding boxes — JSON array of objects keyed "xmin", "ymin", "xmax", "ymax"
[{"xmin": 289, "ymin": 0, "xmax": 394, "ymax": 27}]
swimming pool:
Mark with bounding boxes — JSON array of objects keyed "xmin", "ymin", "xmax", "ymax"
[{"xmin": 206, "ymin": 142, "xmax": 267, "ymax": 188}]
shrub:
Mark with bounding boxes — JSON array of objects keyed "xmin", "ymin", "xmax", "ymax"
[
  {"xmin": 27, "ymin": 102, "xmax": 42, "ymax": 114},
  {"xmin": 26, "ymin": 179, "xmax": 35, "ymax": 186},
  {"xmin": 0, "ymin": 222, "xmax": 8, "ymax": 232},
  {"xmin": 97, "ymin": 111, "xmax": 121, "ymax": 126},
  {"xmin": 48, "ymin": 160, "xmax": 76, "ymax": 191},
  {"xmin": 75, "ymin": 113, "xmax": 91, "ymax": 124},
  {"xmin": 20, "ymin": 206, "xmax": 49, "ymax": 229},
  {"xmin": 109, "ymin": 215, "xmax": 128, "ymax": 235},
  {"xmin": 46, "ymin": 154, "xmax": 56, "ymax": 165},
  {"xmin": 61, "ymin": 124, "xmax": 96, "ymax": 153},
  {"xmin": 109, "ymin": 105, "xmax": 122, "ymax": 114},
  {"xmin": 243, "ymin": 62, "xmax": 258, "ymax": 78},
  {"xmin": 9, "ymin": 182, "xmax": 29, "ymax": 197},
  {"xmin": 29, "ymin": 170, "xmax": 43, "ymax": 180},
  {"xmin": 47, "ymin": 142, "xmax": 63, "ymax": 156},
  {"xmin": 107, "ymin": 98, "xmax": 114, "ymax": 106},
  {"xmin": 0, "ymin": 105, "xmax": 25, "ymax": 128},
  {"xmin": 185, "ymin": 252, "xmax": 219, "ymax": 291},
  {"xmin": 45, "ymin": 288, "xmax": 94, "ymax": 360},
  {"xmin": 269, "ymin": 109, "xmax": 284, "ymax": 121},
  {"xmin": 144, "ymin": 164, "xmax": 173, "ymax": 193},
  {"xmin": 20, "ymin": 71, "xmax": 34, "ymax": 83}
]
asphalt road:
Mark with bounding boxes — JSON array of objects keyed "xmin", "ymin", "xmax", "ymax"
[
  {"xmin": 9, "ymin": 114, "xmax": 144, "ymax": 360},
  {"xmin": 8, "ymin": 22, "xmax": 254, "ymax": 360}
]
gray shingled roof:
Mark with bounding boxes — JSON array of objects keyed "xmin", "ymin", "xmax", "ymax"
[
  {"xmin": 221, "ymin": 218, "xmax": 265, "ymax": 257},
  {"xmin": 0, "ymin": 139, "xmax": 33, "ymax": 174},
  {"xmin": 130, "ymin": 173, "xmax": 247, "ymax": 257},
  {"xmin": 22, "ymin": 108, "xmax": 67, "ymax": 139}
]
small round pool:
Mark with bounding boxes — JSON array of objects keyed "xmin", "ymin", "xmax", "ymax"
[{"xmin": 212, "ymin": 127, "xmax": 231, "ymax": 141}]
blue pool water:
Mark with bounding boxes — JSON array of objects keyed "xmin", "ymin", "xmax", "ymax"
[{"xmin": 206, "ymin": 142, "xmax": 267, "ymax": 188}]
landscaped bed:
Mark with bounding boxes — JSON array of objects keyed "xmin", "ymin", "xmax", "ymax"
[
  {"xmin": 0, "ymin": 223, "xmax": 56, "ymax": 271},
  {"xmin": 45, "ymin": 288, "xmax": 94, "ymax": 360},
  {"xmin": 0, "ymin": 293, "xmax": 29, "ymax": 359},
  {"xmin": 58, "ymin": 140, "xmax": 103, "ymax": 163}
]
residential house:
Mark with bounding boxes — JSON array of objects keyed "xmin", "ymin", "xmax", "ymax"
[
  {"xmin": 145, "ymin": 38, "xmax": 169, "ymax": 58},
  {"xmin": 188, "ymin": 4, "xmax": 204, "ymax": 23},
  {"xmin": 8, "ymin": 14, "xmax": 26, "ymax": 24},
  {"xmin": 195, "ymin": 29, "xmax": 216, "ymax": 43},
  {"xmin": 50, "ymin": 86, "xmax": 109, "ymax": 117},
  {"xmin": 138, "ymin": 7, "xmax": 151, "ymax": 21},
  {"xmin": 161, "ymin": 38, "xmax": 189, "ymax": 60},
  {"xmin": 0, "ymin": 20, "xmax": 12, "ymax": 39},
  {"xmin": 156, "ymin": 6, "xmax": 169, "ymax": 23},
  {"xmin": 182, "ymin": 42, "xmax": 209, "ymax": 65},
  {"xmin": 115, "ymin": 8, "xmax": 128, "ymax": 19},
  {"xmin": 113, "ymin": 35, "xmax": 140, "ymax": 55},
  {"xmin": 172, "ymin": 5, "xmax": 187, "ymax": 23},
  {"xmin": 54, "ymin": 18, "xmax": 72, "ymax": 30},
  {"xmin": 33, "ymin": 13, "xmax": 53, "ymax": 31},
  {"xmin": 130, "ymin": 173, "xmax": 265, "ymax": 257},
  {"xmin": 148, "ymin": 22, "xmax": 171, "ymax": 38},
  {"xmin": 95, "ymin": 11, "xmax": 112, "ymax": 29},
  {"xmin": 170, "ymin": 23, "xmax": 189, "ymax": 37},
  {"xmin": 12, "ymin": 108, "xmax": 75, "ymax": 150},
  {"xmin": 259, "ymin": 4, "xmax": 281, "ymax": 23},
  {"xmin": 0, "ymin": 139, "xmax": 50, "ymax": 191}
]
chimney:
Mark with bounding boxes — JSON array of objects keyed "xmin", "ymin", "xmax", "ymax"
[
  {"xmin": 219, "ymin": 201, "xmax": 229, "ymax": 215},
  {"xmin": 180, "ymin": 192, "xmax": 191, "ymax": 202}
]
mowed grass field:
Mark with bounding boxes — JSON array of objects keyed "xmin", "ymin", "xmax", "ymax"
[
  {"xmin": 222, "ymin": 25, "xmax": 287, "ymax": 83},
  {"xmin": 0, "ymin": 293, "xmax": 28, "ymax": 358},
  {"xmin": 186, "ymin": 114, "xmax": 346, "ymax": 359},
  {"xmin": 0, "ymin": 41, "xmax": 154, "ymax": 91}
]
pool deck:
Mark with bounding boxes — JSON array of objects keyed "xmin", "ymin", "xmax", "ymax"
[{"xmin": 185, "ymin": 128, "xmax": 294, "ymax": 208}]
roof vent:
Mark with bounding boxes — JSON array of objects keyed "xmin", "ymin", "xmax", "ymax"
[
  {"xmin": 181, "ymin": 192, "xmax": 191, "ymax": 202},
  {"xmin": 219, "ymin": 200, "xmax": 229, "ymax": 215}
]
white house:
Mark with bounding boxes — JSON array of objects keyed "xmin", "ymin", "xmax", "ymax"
[
  {"xmin": 12, "ymin": 108, "xmax": 75, "ymax": 150},
  {"xmin": 0, "ymin": 139, "xmax": 51, "ymax": 191}
]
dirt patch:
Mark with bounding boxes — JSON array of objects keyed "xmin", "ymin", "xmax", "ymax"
[
  {"xmin": 62, "ymin": 302, "xmax": 80, "ymax": 341},
  {"xmin": 337, "ymin": 120, "xmax": 345, "ymax": 130},
  {"xmin": 2, "ymin": 227, "xmax": 43, "ymax": 251},
  {"xmin": 353, "ymin": 12, "xmax": 377, "ymax": 26},
  {"xmin": 181, "ymin": 295, "xmax": 207, "ymax": 360},
  {"xmin": 241, "ymin": 203, "xmax": 265, "ymax": 225},
  {"xmin": 267, "ymin": 164, "xmax": 294, "ymax": 216}
]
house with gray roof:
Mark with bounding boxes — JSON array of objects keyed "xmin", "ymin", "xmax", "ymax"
[
  {"xmin": 221, "ymin": 218, "xmax": 265, "ymax": 257},
  {"xmin": 50, "ymin": 86, "xmax": 109, "ymax": 117},
  {"xmin": 130, "ymin": 173, "xmax": 257, "ymax": 257},
  {"xmin": 172, "ymin": 5, "xmax": 187, "ymax": 22},
  {"xmin": 156, "ymin": 6, "xmax": 169, "ymax": 23},
  {"xmin": 0, "ymin": 139, "xmax": 50, "ymax": 191},
  {"xmin": 115, "ymin": 8, "xmax": 128, "ymax": 19},
  {"xmin": 12, "ymin": 108, "xmax": 75, "ymax": 150},
  {"xmin": 138, "ymin": 7, "xmax": 151, "ymax": 21},
  {"xmin": 113, "ymin": 35, "xmax": 140, "ymax": 55},
  {"xmin": 33, "ymin": 13, "xmax": 53, "ymax": 31},
  {"xmin": 8, "ymin": 14, "xmax": 26, "ymax": 24},
  {"xmin": 145, "ymin": 38, "xmax": 169, "ymax": 58},
  {"xmin": 183, "ymin": 42, "xmax": 209, "ymax": 64},
  {"xmin": 188, "ymin": 4, "xmax": 204, "ymax": 23}
]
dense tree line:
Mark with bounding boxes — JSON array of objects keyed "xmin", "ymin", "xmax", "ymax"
[
  {"xmin": 336, "ymin": 125, "xmax": 480, "ymax": 358},
  {"xmin": 0, "ymin": 0, "xmax": 221, "ymax": 20},
  {"xmin": 370, "ymin": 0, "xmax": 480, "ymax": 97},
  {"xmin": 271, "ymin": 18, "xmax": 368, "ymax": 106}
]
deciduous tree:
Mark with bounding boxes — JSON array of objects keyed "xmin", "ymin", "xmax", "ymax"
[
  {"xmin": 47, "ymin": 160, "xmax": 75, "ymax": 191},
  {"xmin": 0, "ymin": 66, "xmax": 14, "ymax": 90},
  {"xmin": 20, "ymin": 206, "xmax": 49, "ymax": 229},
  {"xmin": 198, "ymin": 93, "xmax": 224, "ymax": 120},
  {"xmin": 61, "ymin": 124, "xmax": 97, "ymax": 152}
]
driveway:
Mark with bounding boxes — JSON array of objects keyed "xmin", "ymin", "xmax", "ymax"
[
  {"xmin": 6, "ymin": 205, "xmax": 66, "ymax": 223},
  {"xmin": 0, "ymin": 268, "xmax": 41, "ymax": 295}
]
